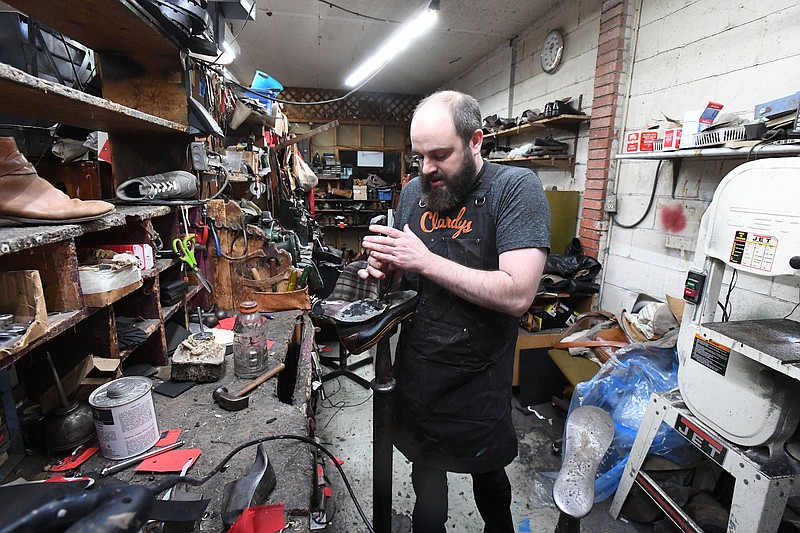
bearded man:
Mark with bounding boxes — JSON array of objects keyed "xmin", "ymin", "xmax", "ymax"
[{"xmin": 359, "ymin": 90, "xmax": 551, "ymax": 532}]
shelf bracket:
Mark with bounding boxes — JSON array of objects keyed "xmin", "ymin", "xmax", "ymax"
[{"xmin": 670, "ymin": 158, "xmax": 683, "ymax": 198}]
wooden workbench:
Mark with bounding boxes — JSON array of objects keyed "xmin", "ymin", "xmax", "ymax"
[{"xmin": 1, "ymin": 310, "xmax": 318, "ymax": 532}]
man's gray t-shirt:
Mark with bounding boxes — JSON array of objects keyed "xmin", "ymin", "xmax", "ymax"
[{"xmin": 393, "ymin": 162, "xmax": 551, "ymax": 253}]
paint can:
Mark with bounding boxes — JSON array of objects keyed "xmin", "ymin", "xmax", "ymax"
[{"xmin": 88, "ymin": 376, "xmax": 159, "ymax": 460}]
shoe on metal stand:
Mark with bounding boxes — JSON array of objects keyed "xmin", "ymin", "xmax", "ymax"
[{"xmin": 116, "ymin": 170, "xmax": 199, "ymax": 202}]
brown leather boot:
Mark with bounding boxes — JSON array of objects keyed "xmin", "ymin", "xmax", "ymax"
[{"xmin": 0, "ymin": 137, "xmax": 114, "ymax": 224}]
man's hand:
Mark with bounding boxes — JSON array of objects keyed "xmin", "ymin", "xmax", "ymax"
[
  {"xmin": 361, "ymin": 224, "xmax": 431, "ymax": 276},
  {"xmin": 359, "ymin": 223, "xmax": 546, "ymax": 316}
]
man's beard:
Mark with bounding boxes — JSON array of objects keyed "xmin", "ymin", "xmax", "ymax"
[{"xmin": 420, "ymin": 151, "xmax": 478, "ymax": 212}]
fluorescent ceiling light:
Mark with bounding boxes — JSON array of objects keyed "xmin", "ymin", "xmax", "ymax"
[{"xmin": 345, "ymin": 2, "xmax": 439, "ymax": 88}]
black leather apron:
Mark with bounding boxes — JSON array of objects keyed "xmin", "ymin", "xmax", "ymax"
[{"xmin": 393, "ymin": 162, "xmax": 519, "ymax": 473}]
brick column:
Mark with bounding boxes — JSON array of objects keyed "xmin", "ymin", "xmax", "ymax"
[{"xmin": 580, "ymin": 0, "xmax": 633, "ymax": 258}]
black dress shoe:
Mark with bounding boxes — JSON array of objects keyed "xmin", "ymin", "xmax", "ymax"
[
  {"xmin": 543, "ymin": 101, "xmax": 554, "ymax": 118},
  {"xmin": 552, "ymin": 98, "xmax": 586, "ymax": 117},
  {"xmin": 532, "ymin": 135, "xmax": 568, "ymax": 152},
  {"xmin": 334, "ymin": 290, "xmax": 419, "ymax": 355}
]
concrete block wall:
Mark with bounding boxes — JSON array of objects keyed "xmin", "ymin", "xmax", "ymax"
[
  {"xmin": 601, "ymin": 0, "xmax": 800, "ymax": 317},
  {"xmin": 445, "ymin": 0, "xmax": 800, "ymax": 320},
  {"xmin": 445, "ymin": 0, "xmax": 603, "ymax": 197}
]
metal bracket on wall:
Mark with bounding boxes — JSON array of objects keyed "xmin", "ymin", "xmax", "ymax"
[{"xmin": 671, "ymin": 158, "xmax": 683, "ymax": 198}]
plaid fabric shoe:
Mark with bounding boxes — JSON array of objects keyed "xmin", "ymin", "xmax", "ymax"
[{"xmin": 116, "ymin": 170, "xmax": 198, "ymax": 201}]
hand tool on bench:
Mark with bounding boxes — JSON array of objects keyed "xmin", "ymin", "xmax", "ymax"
[
  {"xmin": 212, "ymin": 363, "xmax": 286, "ymax": 411},
  {"xmin": 100, "ymin": 441, "xmax": 185, "ymax": 477},
  {"xmin": 221, "ymin": 442, "xmax": 277, "ymax": 529}
]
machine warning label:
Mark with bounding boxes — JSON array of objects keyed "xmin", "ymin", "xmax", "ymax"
[
  {"xmin": 729, "ymin": 230, "xmax": 777, "ymax": 272},
  {"xmin": 690, "ymin": 335, "xmax": 730, "ymax": 376}
]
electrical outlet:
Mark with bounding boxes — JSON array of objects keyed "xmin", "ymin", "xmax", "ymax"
[
  {"xmin": 604, "ymin": 194, "xmax": 617, "ymax": 214},
  {"xmin": 189, "ymin": 141, "xmax": 207, "ymax": 171}
]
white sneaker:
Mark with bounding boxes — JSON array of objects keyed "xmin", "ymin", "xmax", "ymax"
[{"xmin": 116, "ymin": 170, "xmax": 198, "ymax": 201}]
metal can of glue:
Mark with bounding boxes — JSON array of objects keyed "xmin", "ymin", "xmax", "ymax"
[{"xmin": 88, "ymin": 376, "xmax": 159, "ymax": 460}]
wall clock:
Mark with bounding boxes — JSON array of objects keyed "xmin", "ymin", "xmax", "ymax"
[{"xmin": 541, "ymin": 29, "xmax": 564, "ymax": 74}]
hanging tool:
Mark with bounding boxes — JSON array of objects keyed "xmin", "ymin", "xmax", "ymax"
[{"xmin": 172, "ymin": 234, "xmax": 213, "ymax": 294}]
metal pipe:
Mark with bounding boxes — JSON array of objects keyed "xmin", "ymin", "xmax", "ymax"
[
  {"xmin": 100, "ymin": 441, "xmax": 184, "ymax": 477},
  {"xmin": 372, "ymin": 334, "xmax": 395, "ymax": 533}
]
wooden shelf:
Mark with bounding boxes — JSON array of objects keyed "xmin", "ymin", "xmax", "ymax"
[
  {"xmin": 162, "ymin": 301, "xmax": 183, "ymax": 322},
  {"xmin": 0, "ymin": 205, "xmax": 173, "ymax": 257},
  {"xmin": 0, "ymin": 64, "xmax": 187, "ymax": 135},
  {"xmin": 119, "ymin": 318, "xmax": 162, "ymax": 361},
  {"xmin": 0, "ymin": 308, "xmax": 98, "ymax": 370},
  {"xmin": 487, "ymin": 154, "xmax": 574, "ymax": 169},
  {"xmin": 484, "ymin": 121, "xmax": 545, "ymax": 138},
  {"xmin": 484, "ymin": 114, "xmax": 589, "ymax": 138},
  {"xmin": 4, "ymin": 0, "xmax": 181, "ymax": 69}
]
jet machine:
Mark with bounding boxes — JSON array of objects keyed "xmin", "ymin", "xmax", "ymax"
[{"xmin": 611, "ymin": 158, "xmax": 800, "ymax": 532}]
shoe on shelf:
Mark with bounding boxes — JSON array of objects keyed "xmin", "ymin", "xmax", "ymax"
[
  {"xmin": 480, "ymin": 141, "xmax": 496, "ymax": 158},
  {"xmin": 483, "ymin": 114, "xmax": 501, "ymax": 128},
  {"xmin": 116, "ymin": 170, "xmax": 199, "ymax": 202},
  {"xmin": 499, "ymin": 117, "xmax": 518, "ymax": 130},
  {"xmin": 518, "ymin": 109, "xmax": 542, "ymax": 124},
  {"xmin": 533, "ymin": 135, "xmax": 569, "ymax": 152},
  {"xmin": 0, "ymin": 136, "xmax": 114, "ymax": 224},
  {"xmin": 488, "ymin": 147, "xmax": 512, "ymax": 159},
  {"xmin": 543, "ymin": 101, "xmax": 555, "ymax": 118},
  {"xmin": 552, "ymin": 98, "xmax": 586, "ymax": 117}
]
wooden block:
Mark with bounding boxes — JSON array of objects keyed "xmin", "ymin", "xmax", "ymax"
[
  {"xmin": 82, "ymin": 279, "xmax": 143, "ymax": 308},
  {"xmin": 513, "ymin": 330, "xmax": 563, "ymax": 387},
  {"xmin": 0, "ymin": 270, "xmax": 48, "ymax": 361}
]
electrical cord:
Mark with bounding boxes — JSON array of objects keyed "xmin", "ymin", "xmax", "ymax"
[
  {"xmin": 203, "ymin": 0, "xmax": 258, "ymax": 67},
  {"xmin": 784, "ymin": 286, "xmax": 800, "ymax": 319},
  {"xmin": 747, "ymin": 130, "xmax": 783, "ymax": 161},
  {"xmin": 720, "ymin": 269, "xmax": 737, "ymax": 322},
  {"xmin": 611, "ymin": 159, "xmax": 663, "ymax": 229},
  {"xmin": 169, "ymin": 433, "xmax": 375, "ymax": 533},
  {"xmin": 196, "ymin": 54, "xmax": 389, "ymax": 106},
  {"xmin": 317, "ymin": 0, "xmax": 402, "ymax": 23}
]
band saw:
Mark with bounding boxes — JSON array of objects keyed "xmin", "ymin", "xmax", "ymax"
[
  {"xmin": 610, "ymin": 158, "xmax": 800, "ymax": 533},
  {"xmin": 676, "ymin": 157, "xmax": 800, "ymax": 451}
]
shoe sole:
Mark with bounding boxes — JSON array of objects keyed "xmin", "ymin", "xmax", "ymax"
[
  {"xmin": 553, "ymin": 405, "xmax": 614, "ymax": 518},
  {"xmin": 0, "ymin": 207, "xmax": 116, "ymax": 225}
]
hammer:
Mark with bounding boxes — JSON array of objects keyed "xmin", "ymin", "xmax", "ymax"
[{"xmin": 213, "ymin": 363, "xmax": 286, "ymax": 411}]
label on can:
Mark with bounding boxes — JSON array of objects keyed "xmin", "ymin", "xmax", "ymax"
[{"xmin": 89, "ymin": 377, "xmax": 159, "ymax": 460}]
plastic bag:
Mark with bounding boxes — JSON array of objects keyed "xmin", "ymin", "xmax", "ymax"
[
  {"xmin": 292, "ymin": 147, "xmax": 318, "ymax": 192},
  {"xmin": 567, "ymin": 344, "xmax": 695, "ymax": 502}
]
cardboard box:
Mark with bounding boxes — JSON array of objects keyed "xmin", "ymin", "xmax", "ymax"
[
  {"xmin": 623, "ymin": 129, "xmax": 659, "ymax": 153},
  {"xmin": 662, "ymin": 128, "xmax": 682, "ymax": 151},
  {"xmin": 681, "ymin": 102, "xmax": 724, "ymax": 148},
  {"xmin": 513, "ymin": 331, "xmax": 563, "ymax": 387},
  {"xmin": 353, "ymin": 185, "xmax": 367, "ymax": 201},
  {"xmin": 0, "ymin": 270, "xmax": 48, "ymax": 361},
  {"xmin": 79, "ymin": 263, "xmax": 143, "ymax": 307},
  {"xmin": 94, "ymin": 244, "xmax": 154, "ymax": 270},
  {"xmin": 40, "ymin": 355, "xmax": 121, "ymax": 413}
]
